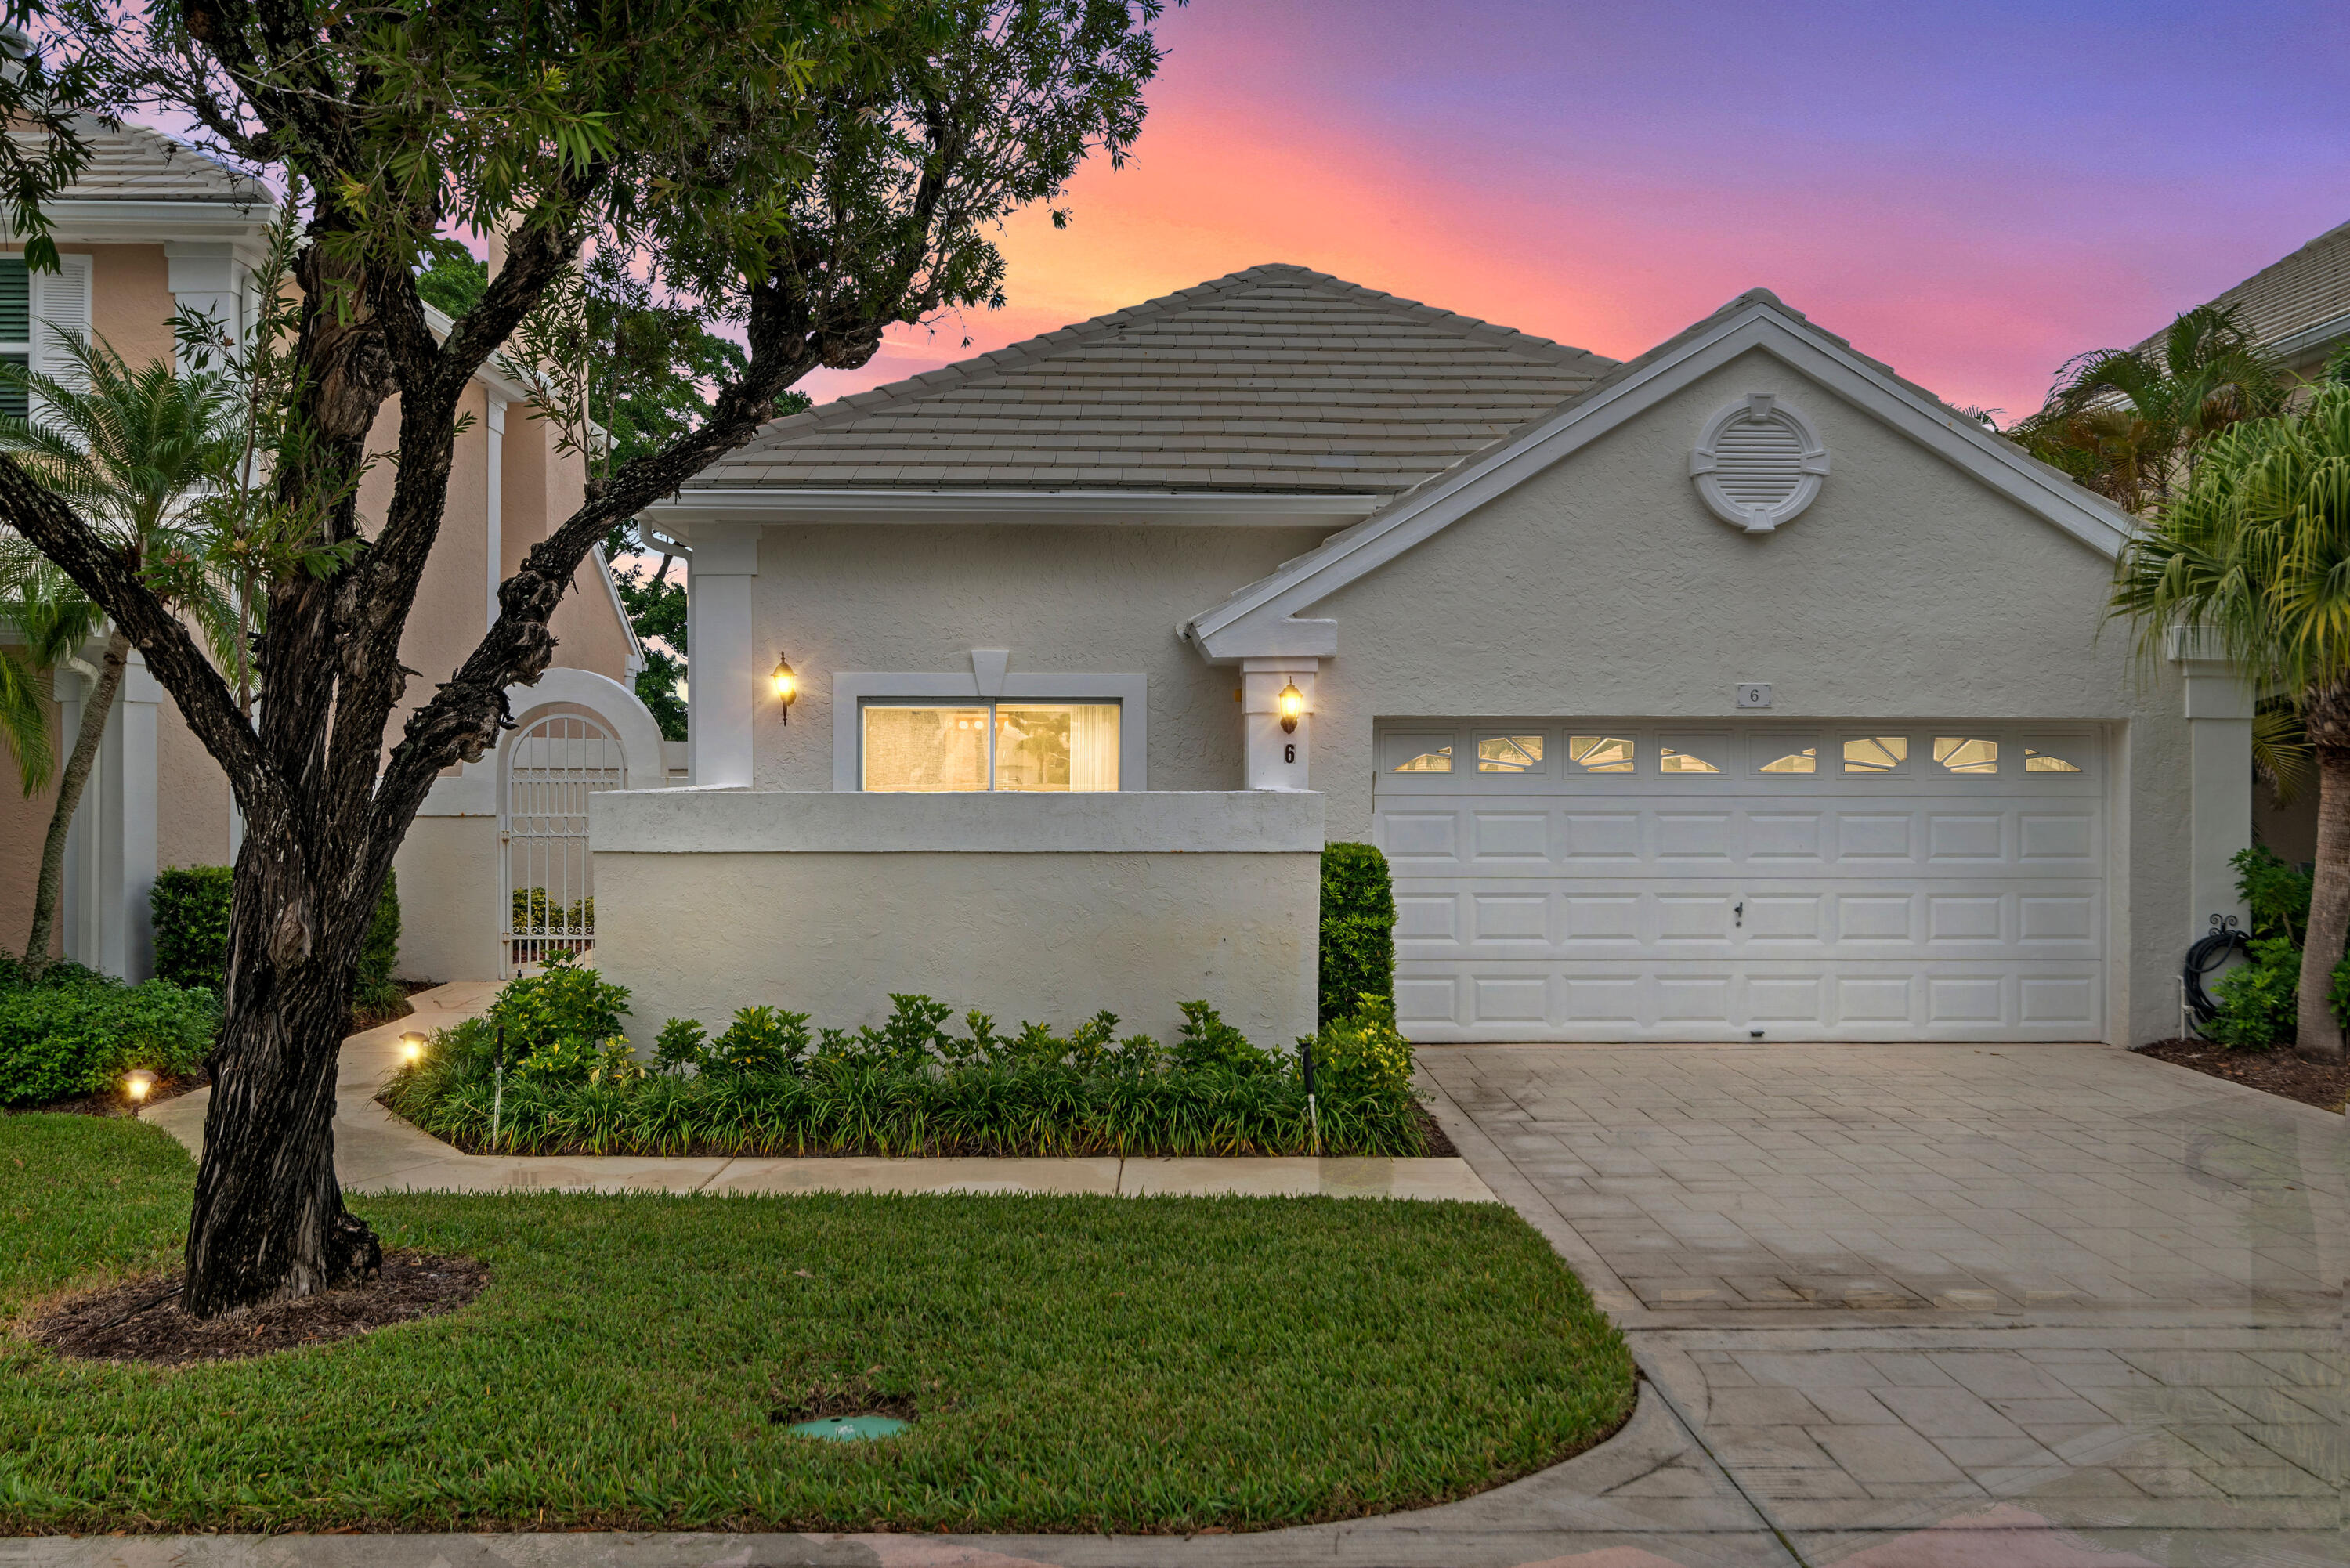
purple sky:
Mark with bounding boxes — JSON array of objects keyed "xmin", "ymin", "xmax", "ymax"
[{"xmin": 799, "ymin": 0, "xmax": 2350, "ymax": 420}]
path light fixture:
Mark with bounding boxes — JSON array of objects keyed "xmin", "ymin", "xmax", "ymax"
[
  {"xmin": 122, "ymin": 1068, "xmax": 157, "ymax": 1118},
  {"xmin": 772, "ymin": 653, "xmax": 799, "ymax": 721},
  {"xmin": 1277, "ymin": 680, "xmax": 1305, "ymax": 735},
  {"xmin": 400, "ymin": 1031, "xmax": 427, "ymax": 1065}
]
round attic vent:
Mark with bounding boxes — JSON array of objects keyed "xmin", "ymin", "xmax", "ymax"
[{"xmin": 1689, "ymin": 393, "xmax": 1830, "ymax": 533}]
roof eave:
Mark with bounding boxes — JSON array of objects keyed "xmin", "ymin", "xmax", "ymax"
[{"xmin": 645, "ymin": 487, "xmax": 1389, "ymax": 527}]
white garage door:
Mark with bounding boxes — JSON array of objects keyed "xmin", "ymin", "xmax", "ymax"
[{"xmin": 1373, "ymin": 722, "xmax": 2106, "ymax": 1042}]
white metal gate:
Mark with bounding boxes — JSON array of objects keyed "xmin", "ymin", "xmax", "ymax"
[{"xmin": 503, "ymin": 714, "xmax": 624, "ymax": 967}]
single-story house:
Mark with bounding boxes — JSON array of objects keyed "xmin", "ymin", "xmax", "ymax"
[{"xmin": 602, "ymin": 265, "xmax": 2245, "ymax": 1049}]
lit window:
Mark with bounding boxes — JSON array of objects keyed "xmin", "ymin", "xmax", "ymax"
[
  {"xmin": 862, "ymin": 702, "xmax": 1119, "ymax": 792},
  {"xmin": 2024, "ymin": 746, "xmax": 2081, "ymax": 773},
  {"xmin": 1477, "ymin": 735, "xmax": 1544, "ymax": 772},
  {"xmin": 1658, "ymin": 746, "xmax": 1719, "ymax": 774},
  {"xmin": 1933, "ymin": 737, "xmax": 1999, "ymax": 775},
  {"xmin": 1760, "ymin": 746, "xmax": 1817, "ymax": 774},
  {"xmin": 1394, "ymin": 746, "xmax": 1453, "ymax": 773},
  {"xmin": 1567, "ymin": 735, "xmax": 1635, "ymax": 772},
  {"xmin": 1843, "ymin": 736, "xmax": 1907, "ymax": 773}
]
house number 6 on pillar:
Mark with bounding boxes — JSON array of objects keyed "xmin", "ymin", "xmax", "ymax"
[{"xmin": 1243, "ymin": 663, "xmax": 1317, "ymax": 790}]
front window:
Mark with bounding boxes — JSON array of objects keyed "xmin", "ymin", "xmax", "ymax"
[{"xmin": 862, "ymin": 700, "xmax": 1119, "ymax": 792}]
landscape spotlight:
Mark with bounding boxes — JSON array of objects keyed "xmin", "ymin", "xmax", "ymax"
[
  {"xmin": 400, "ymin": 1031, "xmax": 427, "ymax": 1064},
  {"xmin": 122, "ymin": 1068, "xmax": 157, "ymax": 1116}
]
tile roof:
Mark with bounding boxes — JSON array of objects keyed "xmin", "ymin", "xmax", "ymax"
[
  {"xmin": 13, "ymin": 118, "xmax": 273, "ymax": 204},
  {"xmin": 2144, "ymin": 219, "xmax": 2350, "ymax": 357},
  {"xmin": 691, "ymin": 264, "xmax": 1616, "ymax": 496}
]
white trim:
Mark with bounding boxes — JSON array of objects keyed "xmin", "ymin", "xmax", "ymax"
[
  {"xmin": 649, "ymin": 488, "xmax": 1386, "ymax": 527},
  {"xmin": 1182, "ymin": 294, "xmax": 2140, "ymax": 661},
  {"xmin": 593, "ymin": 787, "xmax": 1320, "ymax": 855},
  {"xmin": 830, "ymin": 669, "xmax": 1148, "ymax": 793},
  {"xmin": 10, "ymin": 199, "xmax": 277, "ymax": 259}
]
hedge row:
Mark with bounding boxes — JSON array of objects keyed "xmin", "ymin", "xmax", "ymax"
[{"xmin": 0, "ymin": 961, "xmax": 215, "ymax": 1107}]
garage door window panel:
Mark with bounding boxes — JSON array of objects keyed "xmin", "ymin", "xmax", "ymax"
[
  {"xmin": 1933, "ymin": 736, "xmax": 2001, "ymax": 775},
  {"xmin": 1842, "ymin": 735, "xmax": 1910, "ymax": 774},
  {"xmin": 1567, "ymin": 735, "xmax": 1636, "ymax": 773},
  {"xmin": 1658, "ymin": 735, "xmax": 1728, "ymax": 776},
  {"xmin": 1477, "ymin": 734, "xmax": 1546, "ymax": 773}
]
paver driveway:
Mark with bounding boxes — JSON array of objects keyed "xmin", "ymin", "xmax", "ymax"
[{"xmin": 1420, "ymin": 1042, "xmax": 2348, "ymax": 1568}]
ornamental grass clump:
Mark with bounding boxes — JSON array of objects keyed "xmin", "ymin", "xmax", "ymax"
[{"xmin": 384, "ymin": 974, "xmax": 1426, "ymax": 1158}]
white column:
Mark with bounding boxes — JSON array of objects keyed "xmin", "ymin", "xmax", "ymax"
[
  {"xmin": 115, "ymin": 659, "xmax": 161, "ymax": 980},
  {"xmin": 2170, "ymin": 631, "xmax": 2254, "ymax": 942},
  {"xmin": 685, "ymin": 522, "xmax": 759, "ymax": 788},
  {"xmin": 1242, "ymin": 657, "xmax": 1318, "ymax": 791},
  {"xmin": 164, "ymin": 242, "xmax": 250, "ymax": 352},
  {"xmin": 485, "ymin": 395, "xmax": 506, "ymax": 629}
]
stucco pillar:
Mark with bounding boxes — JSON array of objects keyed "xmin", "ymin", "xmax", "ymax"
[
  {"xmin": 61, "ymin": 656, "xmax": 161, "ymax": 980},
  {"xmin": 686, "ymin": 522, "xmax": 758, "ymax": 788},
  {"xmin": 2168, "ymin": 630, "xmax": 2254, "ymax": 943},
  {"xmin": 1242, "ymin": 658, "xmax": 1318, "ymax": 791},
  {"xmin": 484, "ymin": 395, "xmax": 506, "ymax": 630}
]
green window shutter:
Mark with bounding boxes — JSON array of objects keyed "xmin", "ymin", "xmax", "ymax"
[
  {"xmin": 0, "ymin": 353, "xmax": 25, "ymax": 421},
  {"xmin": 0, "ymin": 259, "xmax": 26, "ymax": 343}
]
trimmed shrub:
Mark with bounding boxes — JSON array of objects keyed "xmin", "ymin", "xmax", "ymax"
[
  {"xmin": 0, "ymin": 979, "xmax": 217, "ymax": 1105},
  {"xmin": 1318, "ymin": 842, "xmax": 1396, "ymax": 1025},
  {"xmin": 150, "ymin": 865, "xmax": 235, "ymax": 994},
  {"xmin": 150, "ymin": 864, "xmax": 404, "ymax": 1007},
  {"xmin": 357, "ymin": 868, "xmax": 403, "ymax": 1013},
  {"xmin": 386, "ymin": 984, "xmax": 1425, "ymax": 1158}
]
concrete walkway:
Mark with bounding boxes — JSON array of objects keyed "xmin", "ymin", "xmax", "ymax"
[
  {"xmin": 58, "ymin": 1039, "xmax": 2345, "ymax": 1568},
  {"xmin": 143, "ymin": 982, "xmax": 1497, "ymax": 1202}
]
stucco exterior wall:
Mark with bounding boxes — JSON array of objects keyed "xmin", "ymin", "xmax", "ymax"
[
  {"xmin": 392, "ymin": 813, "xmax": 503, "ymax": 982},
  {"xmin": 1296, "ymin": 347, "xmax": 2189, "ymax": 1045},
  {"xmin": 591, "ymin": 789, "xmax": 1324, "ymax": 1049},
  {"xmin": 0, "ymin": 685, "xmax": 62, "ymax": 957},
  {"xmin": 74, "ymin": 244, "xmax": 177, "ymax": 368},
  {"xmin": 154, "ymin": 698, "xmax": 231, "ymax": 871},
  {"xmin": 744, "ymin": 524, "xmax": 1328, "ymax": 791}
]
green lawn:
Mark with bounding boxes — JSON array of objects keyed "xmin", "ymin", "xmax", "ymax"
[{"xmin": 0, "ymin": 1114, "xmax": 1634, "ymax": 1535}]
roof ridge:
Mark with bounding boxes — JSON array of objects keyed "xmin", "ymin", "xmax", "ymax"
[{"xmin": 741, "ymin": 263, "xmax": 1610, "ymax": 450}]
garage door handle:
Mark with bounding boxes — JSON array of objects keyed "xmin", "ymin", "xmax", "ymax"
[{"xmin": 1734, "ymin": 900, "xmax": 1744, "ymax": 927}]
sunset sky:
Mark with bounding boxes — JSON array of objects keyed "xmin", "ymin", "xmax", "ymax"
[{"xmin": 794, "ymin": 0, "xmax": 2350, "ymax": 422}]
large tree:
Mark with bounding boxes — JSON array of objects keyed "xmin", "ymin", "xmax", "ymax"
[{"xmin": 0, "ymin": 0, "xmax": 1169, "ymax": 1316}]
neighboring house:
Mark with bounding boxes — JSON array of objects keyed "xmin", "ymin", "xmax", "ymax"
[
  {"xmin": 2139, "ymin": 219, "xmax": 2350, "ymax": 383},
  {"xmin": 0, "ymin": 121, "xmax": 666, "ymax": 984},
  {"xmin": 2132, "ymin": 219, "xmax": 2349, "ymax": 864},
  {"xmin": 608, "ymin": 265, "xmax": 2234, "ymax": 1049}
]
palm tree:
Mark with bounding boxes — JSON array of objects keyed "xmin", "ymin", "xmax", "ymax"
[
  {"xmin": 2017, "ymin": 305, "xmax": 2288, "ymax": 513},
  {"xmin": 2111, "ymin": 382, "xmax": 2350, "ymax": 1063},
  {"xmin": 0, "ymin": 332, "xmax": 238, "ymax": 970}
]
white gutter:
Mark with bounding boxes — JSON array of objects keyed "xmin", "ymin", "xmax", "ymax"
[{"xmin": 645, "ymin": 488, "xmax": 1387, "ymax": 526}]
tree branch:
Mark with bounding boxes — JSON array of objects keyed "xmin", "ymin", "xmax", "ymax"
[{"xmin": 0, "ymin": 455, "xmax": 289, "ymax": 838}]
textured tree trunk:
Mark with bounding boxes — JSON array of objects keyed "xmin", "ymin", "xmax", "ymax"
[
  {"xmin": 22, "ymin": 628, "xmax": 130, "ymax": 971},
  {"xmin": 2292, "ymin": 746, "xmax": 2350, "ymax": 1064},
  {"xmin": 182, "ymin": 840, "xmax": 383, "ymax": 1317}
]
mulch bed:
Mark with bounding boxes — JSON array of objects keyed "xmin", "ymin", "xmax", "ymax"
[
  {"xmin": 1415, "ymin": 1104, "xmax": 1459, "ymax": 1158},
  {"xmin": 29, "ymin": 1251, "xmax": 488, "ymax": 1366},
  {"xmin": 2135, "ymin": 1038, "xmax": 2346, "ymax": 1114}
]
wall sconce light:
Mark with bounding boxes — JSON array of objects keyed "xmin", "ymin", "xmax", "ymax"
[
  {"xmin": 1277, "ymin": 680, "xmax": 1306, "ymax": 735},
  {"xmin": 122, "ymin": 1068, "xmax": 157, "ymax": 1117},
  {"xmin": 400, "ymin": 1031, "xmax": 427, "ymax": 1065},
  {"xmin": 772, "ymin": 653, "xmax": 798, "ymax": 722}
]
